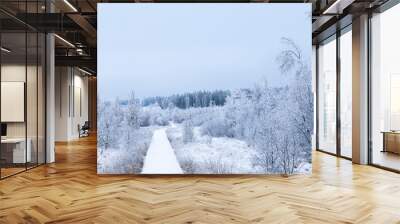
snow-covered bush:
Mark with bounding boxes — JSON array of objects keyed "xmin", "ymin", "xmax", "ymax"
[
  {"xmin": 171, "ymin": 108, "xmax": 186, "ymax": 123},
  {"xmin": 224, "ymin": 90, "xmax": 255, "ymax": 141},
  {"xmin": 141, "ymin": 104, "xmax": 169, "ymax": 126},
  {"xmin": 97, "ymin": 127, "xmax": 154, "ymax": 173},
  {"xmin": 166, "ymin": 125, "xmax": 183, "ymax": 148},
  {"xmin": 139, "ymin": 111, "xmax": 151, "ymax": 127},
  {"xmin": 201, "ymin": 115, "xmax": 233, "ymax": 138},
  {"xmin": 202, "ymin": 157, "xmax": 233, "ymax": 174},
  {"xmin": 178, "ymin": 156, "xmax": 197, "ymax": 173}
]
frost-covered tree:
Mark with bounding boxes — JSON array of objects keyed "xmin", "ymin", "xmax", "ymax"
[
  {"xmin": 112, "ymin": 98, "xmax": 125, "ymax": 142},
  {"xmin": 183, "ymin": 120, "xmax": 194, "ymax": 143},
  {"xmin": 98, "ymin": 99, "xmax": 120, "ymax": 152},
  {"xmin": 250, "ymin": 80, "xmax": 285, "ymax": 173},
  {"xmin": 218, "ymin": 37, "xmax": 313, "ymax": 174},
  {"xmin": 126, "ymin": 92, "xmax": 141, "ymax": 129},
  {"xmin": 276, "ymin": 37, "xmax": 313, "ymax": 162},
  {"xmin": 98, "ymin": 99, "xmax": 110, "ymax": 152},
  {"xmin": 125, "ymin": 92, "xmax": 141, "ymax": 145},
  {"xmin": 224, "ymin": 90, "xmax": 250, "ymax": 140}
]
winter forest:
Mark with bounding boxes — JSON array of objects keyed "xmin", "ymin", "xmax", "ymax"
[{"xmin": 98, "ymin": 38, "xmax": 313, "ymax": 175}]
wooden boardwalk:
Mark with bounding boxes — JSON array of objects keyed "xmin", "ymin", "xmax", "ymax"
[{"xmin": 142, "ymin": 128, "xmax": 183, "ymax": 174}]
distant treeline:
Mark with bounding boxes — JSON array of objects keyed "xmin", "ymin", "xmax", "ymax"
[{"xmin": 141, "ymin": 90, "xmax": 231, "ymax": 109}]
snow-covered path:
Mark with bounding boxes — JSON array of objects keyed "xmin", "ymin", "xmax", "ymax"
[{"xmin": 141, "ymin": 128, "xmax": 183, "ymax": 174}]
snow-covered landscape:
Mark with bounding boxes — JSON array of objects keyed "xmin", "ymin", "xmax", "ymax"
[
  {"xmin": 97, "ymin": 38, "xmax": 313, "ymax": 175},
  {"xmin": 98, "ymin": 4, "xmax": 312, "ymax": 175}
]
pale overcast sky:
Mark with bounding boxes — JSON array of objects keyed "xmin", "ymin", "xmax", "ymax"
[{"xmin": 98, "ymin": 3, "xmax": 311, "ymax": 101}]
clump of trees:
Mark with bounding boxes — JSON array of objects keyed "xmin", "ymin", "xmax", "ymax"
[
  {"xmin": 217, "ymin": 38, "xmax": 313, "ymax": 175},
  {"xmin": 142, "ymin": 90, "xmax": 230, "ymax": 109},
  {"xmin": 193, "ymin": 38, "xmax": 312, "ymax": 175},
  {"xmin": 97, "ymin": 92, "xmax": 153, "ymax": 173}
]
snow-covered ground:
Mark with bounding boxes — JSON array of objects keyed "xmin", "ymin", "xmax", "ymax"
[
  {"xmin": 141, "ymin": 128, "xmax": 183, "ymax": 174},
  {"xmin": 97, "ymin": 126, "xmax": 155, "ymax": 174},
  {"xmin": 99, "ymin": 121, "xmax": 311, "ymax": 174},
  {"xmin": 167, "ymin": 123, "xmax": 258, "ymax": 174},
  {"xmin": 295, "ymin": 162, "xmax": 312, "ymax": 174}
]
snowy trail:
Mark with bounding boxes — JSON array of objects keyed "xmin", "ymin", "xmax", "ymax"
[{"xmin": 141, "ymin": 128, "xmax": 183, "ymax": 174}]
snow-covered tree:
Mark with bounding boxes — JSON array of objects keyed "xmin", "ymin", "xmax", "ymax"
[
  {"xmin": 125, "ymin": 92, "xmax": 141, "ymax": 145},
  {"xmin": 98, "ymin": 99, "xmax": 120, "ymax": 152},
  {"xmin": 183, "ymin": 120, "xmax": 194, "ymax": 143},
  {"xmin": 276, "ymin": 37, "xmax": 313, "ymax": 163},
  {"xmin": 126, "ymin": 92, "xmax": 141, "ymax": 129}
]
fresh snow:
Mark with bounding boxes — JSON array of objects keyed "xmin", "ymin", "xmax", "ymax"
[
  {"xmin": 168, "ymin": 125, "xmax": 259, "ymax": 174},
  {"xmin": 141, "ymin": 128, "xmax": 183, "ymax": 174}
]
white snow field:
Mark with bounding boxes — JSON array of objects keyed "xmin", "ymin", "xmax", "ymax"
[
  {"xmin": 167, "ymin": 124, "xmax": 258, "ymax": 174},
  {"xmin": 141, "ymin": 128, "xmax": 183, "ymax": 174}
]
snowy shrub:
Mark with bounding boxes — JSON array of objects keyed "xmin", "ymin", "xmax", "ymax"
[
  {"xmin": 97, "ymin": 131, "xmax": 152, "ymax": 174},
  {"xmin": 178, "ymin": 157, "xmax": 197, "ymax": 174},
  {"xmin": 166, "ymin": 126, "xmax": 183, "ymax": 148},
  {"xmin": 142, "ymin": 104, "xmax": 169, "ymax": 126},
  {"xmin": 97, "ymin": 95, "xmax": 155, "ymax": 174},
  {"xmin": 139, "ymin": 111, "xmax": 151, "ymax": 127},
  {"xmin": 171, "ymin": 109, "xmax": 186, "ymax": 123},
  {"xmin": 154, "ymin": 115, "xmax": 169, "ymax": 126},
  {"xmin": 252, "ymin": 137, "xmax": 276, "ymax": 173},
  {"xmin": 98, "ymin": 147, "xmax": 144, "ymax": 173},
  {"xmin": 200, "ymin": 134, "xmax": 212, "ymax": 145},
  {"xmin": 188, "ymin": 107, "xmax": 212, "ymax": 126},
  {"xmin": 202, "ymin": 158, "xmax": 233, "ymax": 174},
  {"xmin": 279, "ymin": 136, "xmax": 299, "ymax": 175},
  {"xmin": 201, "ymin": 116, "xmax": 233, "ymax": 138},
  {"xmin": 224, "ymin": 92, "xmax": 255, "ymax": 140}
]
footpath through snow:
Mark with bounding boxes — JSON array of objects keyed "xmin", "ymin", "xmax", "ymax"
[{"xmin": 141, "ymin": 128, "xmax": 183, "ymax": 174}]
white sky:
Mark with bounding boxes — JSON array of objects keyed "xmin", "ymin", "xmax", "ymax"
[{"xmin": 98, "ymin": 3, "xmax": 311, "ymax": 101}]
